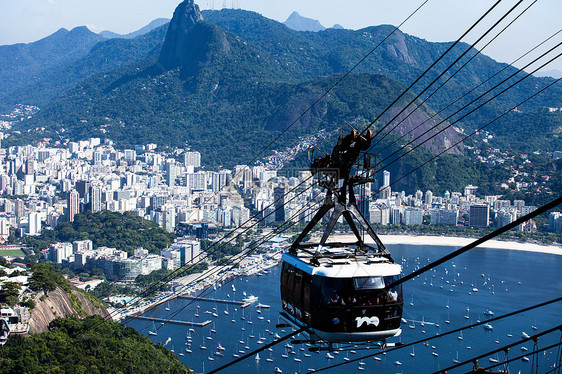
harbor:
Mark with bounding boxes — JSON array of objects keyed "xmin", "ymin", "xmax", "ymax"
[
  {"xmin": 131, "ymin": 315, "xmax": 211, "ymax": 327},
  {"xmin": 124, "ymin": 243, "xmax": 562, "ymax": 374}
]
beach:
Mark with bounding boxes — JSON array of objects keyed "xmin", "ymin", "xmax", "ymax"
[{"xmin": 328, "ymin": 234, "xmax": 562, "ymax": 256}]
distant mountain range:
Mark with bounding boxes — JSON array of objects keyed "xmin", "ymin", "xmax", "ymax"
[
  {"xmin": 283, "ymin": 11, "xmax": 326, "ymax": 32},
  {"xmin": 1, "ymin": 0, "xmax": 560, "ymax": 192},
  {"xmin": 0, "ymin": 20, "xmax": 168, "ymax": 110},
  {"xmin": 534, "ymin": 69, "xmax": 562, "ymax": 79},
  {"xmin": 99, "ymin": 18, "xmax": 170, "ymax": 39}
]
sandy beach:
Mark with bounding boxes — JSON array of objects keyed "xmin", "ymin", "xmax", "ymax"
[{"xmin": 328, "ymin": 234, "xmax": 562, "ymax": 256}]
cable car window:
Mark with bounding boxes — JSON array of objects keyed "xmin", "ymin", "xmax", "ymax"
[
  {"xmin": 353, "ymin": 276, "xmax": 385, "ymax": 290},
  {"xmin": 383, "ymin": 275, "xmax": 403, "ymax": 302},
  {"xmin": 321, "ymin": 277, "xmax": 347, "ymax": 305}
]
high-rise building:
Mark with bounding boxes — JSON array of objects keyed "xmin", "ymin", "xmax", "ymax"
[
  {"xmin": 166, "ymin": 161, "xmax": 177, "ymax": 188},
  {"xmin": 14, "ymin": 199, "xmax": 25, "ymax": 218},
  {"xmin": 425, "ymin": 190, "xmax": 433, "ymax": 206},
  {"xmin": 90, "ymin": 186, "xmax": 102, "ymax": 212},
  {"xmin": 403, "ymin": 208, "xmax": 423, "ymax": 225},
  {"xmin": 184, "ymin": 151, "xmax": 201, "ymax": 168},
  {"xmin": 430, "ymin": 209, "xmax": 458, "ymax": 226},
  {"xmin": 76, "ymin": 180, "xmax": 91, "ymax": 199},
  {"xmin": 469, "ymin": 204, "xmax": 489, "ymax": 228},
  {"xmin": 67, "ymin": 189, "xmax": 80, "ymax": 222},
  {"xmin": 274, "ymin": 186, "xmax": 287, "ymax": 222},
  {"xmin": 383, "ymin": 170, "xmax": 390, "ymax": 187},
  {"xmin": 379, "ymin": 170, "xmax": 391, "ymax": 199},
  {"xmin": 28, "ymin": 212, "xmax": 41, "ymax": 235}
]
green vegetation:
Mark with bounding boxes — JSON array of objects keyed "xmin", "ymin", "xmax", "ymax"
[
  {"xmin": 201, "ymin": 237, "xmax": 244, "ymax": 262},
  {"xmin": 28, "ymin": 263, "xmax": 72, "ymax": 294},
  {"xmin": 23, "ymin": 211, "xmax": 176, "ymax": 255},
  {"xmin": 0, "ymin": 316, "xmax": 191, "ymax": 374},
  {"xmin": 0, "ymin": 249, "xmax": 25, "ymax": 257},
  {"xmin": 0, "ymin": 282, "xmax": 21, "ymax": 307},
  {"xmin": 89, "ymin": 281, "xmax": 136, "ymax": 301},
  {"xmin": 8, "ymin": 9, "xmax": 558, "ymax": 172},
  {"xmin": 135, "ymin": 269, "xmax": 172, "ymax": 290}
]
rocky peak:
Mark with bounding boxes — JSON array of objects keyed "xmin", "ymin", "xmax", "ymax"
[{"xmin": 157, "ymin": 0, "xmax": 206, "ymax": 70}]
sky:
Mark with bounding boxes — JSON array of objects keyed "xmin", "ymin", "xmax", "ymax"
[{"xmin": 0, "ymin": 0, "xmax": 560, "ymax": 72}]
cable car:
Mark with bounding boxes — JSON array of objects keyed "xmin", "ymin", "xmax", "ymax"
[{"xmin": 279, "ymin": 129, "xmax": 403, "ymax": 344}]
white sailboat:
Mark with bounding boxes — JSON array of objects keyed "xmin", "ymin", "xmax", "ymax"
[{"xmin": 148, "ymin": 321, "xmax": 157, "ymax": 336}]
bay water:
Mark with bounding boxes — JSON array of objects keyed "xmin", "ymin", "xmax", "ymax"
[{"xmin": 125, "ymin": 244, "xmax": 562, "ymax": 373}]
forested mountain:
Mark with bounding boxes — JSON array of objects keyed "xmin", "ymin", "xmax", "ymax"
[
  {"xmin": 3, "ymin": 0, "xmax": 560, "ymax": 192},
  {"xmin": 0, "ymin": 26, "xmax": 105, "ymax": 110},
  {"xmin": 0, "ymin": 24, "xmax": 169, "ymax": 110},
  {"xmin": 0, "ymin": 316, "xmax": 190, "ymax": 373}
]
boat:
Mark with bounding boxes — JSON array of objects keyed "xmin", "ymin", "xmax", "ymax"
[
  {"xmin": 484, "ymin": 309, "xmax": 494, "ymax": 316},
  {"xmin": 432, "ymin": 352, "xmax": 439, "ymax": 357},
  {"xmin": 148, "ymin": 322, "xmax": 158, "ymax": 336},
  {"xmin": 521, "ymin": 356, "xmax": 530, "ymax": 362},
  {"xmin": 274, "ymin": 367, "xmax": 283, "ymax": 373},
  {"xmin": 453, "ymin": 351, "xmax": 460, "ymax": 364},
  {"xmin": 326, "ymin": 353, "xmax": 334, "ymax": 359},
  {"xmin": 255, "ymin": 353, "xmax": 260, "ymax": 361},
  {"xmin": 394, "ymin": 361, "xmax": 402, "ymax": 366},
  {"xmin": 165, "ymin": 302, "xmax": 170, "ymax": 311},
  {"xmin": 410, "ymin": 347, "xmax": 415, "ymax": 357},
  {"xmin": 484, "ymin": 323, "xmax": 493, "ymax": 330},
  {"xmin": 243, "ymin": 295, "xmax": 259, "ymax": 304},
  {"xmin": 256, "ymin": 303, "xmax": 270, "ymax": 309}
]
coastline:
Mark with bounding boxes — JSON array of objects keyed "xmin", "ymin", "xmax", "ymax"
[{"xmin": 329, "ymin": 234, "xmax": 562, "ymax": 256}]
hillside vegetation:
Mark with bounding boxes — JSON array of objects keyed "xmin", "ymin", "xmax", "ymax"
[
  {"xmin": 0, "ymin": 316, "xmax": 191, "ymax": 374},
  {"xmin": 23, "ymin": 211, "xmax": 176, "ymax": 255}
]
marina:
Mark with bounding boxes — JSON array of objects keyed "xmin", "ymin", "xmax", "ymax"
[
  {"xmin": 131, "ymin": 315, "xmax": 212, "ymax": 327},
  {"xmin": 124, "ymin": 243, "xmax": 562, "ymax": 374},
  {"xmin": 177, "ymin": 295, "xmax": 253, "ymax": 308}
]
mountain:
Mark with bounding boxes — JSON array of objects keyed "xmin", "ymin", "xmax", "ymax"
[
  {"xmin": 100, "ymin": 18, "xmax": 170, "ymax": 39},
  {"xmin": 535, "ymin": 69, "xmax": 562, "ymax": 79},
  {"xmin": 6, "ymin": 3, "xmax": 561, "ymax": 191},
  {"xmin": 0, "ymin": 316, "xmax": 190, "ymax": 373},
  {"xmin": 283, "ymin": 11, "xmax": 326, "ymax": 32},
  {"xmin": 0, "ymin": 26, "xmax": 106, "ymax": 109},
  {"xmin": 0, "ymin": 23, "xmax": 168, "ymax": 110}
]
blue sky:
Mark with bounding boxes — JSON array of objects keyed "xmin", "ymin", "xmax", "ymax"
[{"xmin": 0, "ymin": 0, "xmax": 560, "ymax": 72}]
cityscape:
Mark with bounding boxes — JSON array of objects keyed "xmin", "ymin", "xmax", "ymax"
[{"xmin": 0, "ymin": 0, "xmax": 561, "ymax": 373}]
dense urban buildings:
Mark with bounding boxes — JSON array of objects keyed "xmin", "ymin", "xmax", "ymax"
[{"xmin": 0, "ymin": 136, "xmax": 554, "ymax": 279}]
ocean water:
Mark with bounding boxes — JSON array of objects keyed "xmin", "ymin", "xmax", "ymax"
[{"xmin": 125, "ymin": 244, "xmax": 562, "ymax": 373}]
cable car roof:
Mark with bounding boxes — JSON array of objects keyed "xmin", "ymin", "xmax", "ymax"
[{"xmin": 282, "ymin": 247, "xmax": 401, "ymax": 278}]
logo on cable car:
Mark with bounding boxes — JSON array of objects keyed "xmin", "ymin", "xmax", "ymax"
[{"xmin": 355, "ymin": 316, "xmax": 380, "ymax": 328}]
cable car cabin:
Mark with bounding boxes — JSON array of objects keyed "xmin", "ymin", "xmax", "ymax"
[{"xmin": 280, "ymin": 246, "xmax": 403, "ymax": 343}]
